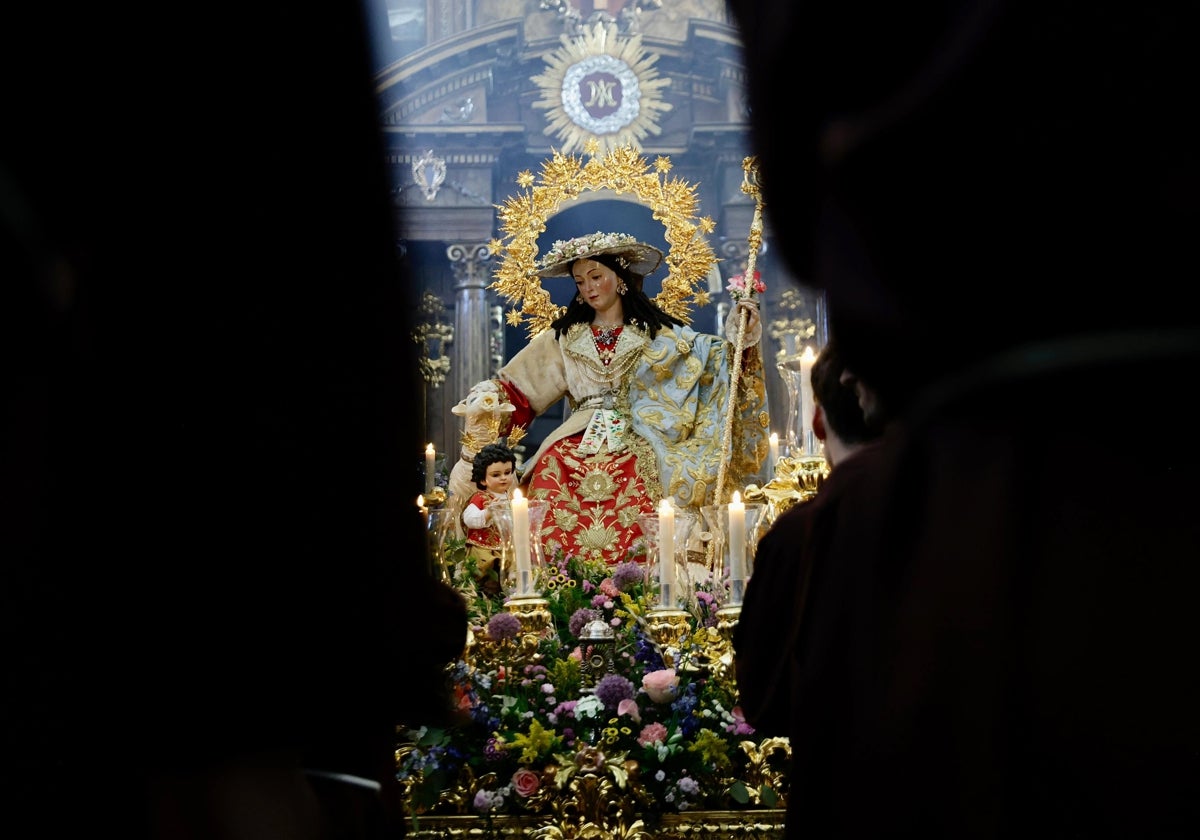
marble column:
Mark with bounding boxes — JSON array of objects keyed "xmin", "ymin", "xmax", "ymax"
[{"xmin": 447, "ymin": 241, "xmax": 494, "ymax": 409}]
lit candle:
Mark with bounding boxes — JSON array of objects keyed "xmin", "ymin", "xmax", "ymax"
[
  {"xmin": 798, "ymin": 346, "xmax": 817, "ymax": 455},
  {"xmin": 657, "ymin": 498, "xmax": 675, "ymax": 607},
  {"xmin": 417, "ymin": 494, "xmax": 428, "ymax": 527},
  {"xmin": 424, "ymin": 443, "xmax": 436, "ymax": 494},
  {"xmin": 768, "ymin": 432, "xmax": 779, "ymax": 478},
  {"xmin": 511, "ymin": 487, "xmax": 531, "ymax": 596},
  {"xmin": 728, "ymin": 491, "xmax": 746, "ymax": 605}
]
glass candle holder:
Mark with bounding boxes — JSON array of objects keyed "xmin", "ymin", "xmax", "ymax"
[
  {"xmin": 636, "ymin": 509, "xmax": 698, "ymax": 610},
  {"xmin": 488, "ymin": 496, "xmax": 550, "ymax": 597},
  {"xmin": 699, "ymin": 501, "xmax": 767, "ymax": 606}
]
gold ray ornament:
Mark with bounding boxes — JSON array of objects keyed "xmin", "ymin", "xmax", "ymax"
[
  {"xmin": 490, "ymin": 142, "xmax": 718, "ymax": 337},
  {"xmin": 531, "ymin": 21, "xmax": 673, "ymax": 156}
]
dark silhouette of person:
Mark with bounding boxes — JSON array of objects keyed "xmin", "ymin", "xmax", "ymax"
[
  {"xmin": 734, "ymin": 338, "xmax": 888, "ymax": 737},
  {"xmin": 4, "ymin": 3, "xmax": 466, "ymax": 837},
  {"xmin": 726, "ymin": 0, "xmax": 1200, "ymax": 836}
]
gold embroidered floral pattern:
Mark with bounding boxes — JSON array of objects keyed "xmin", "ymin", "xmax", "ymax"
[
  {"xmin": 576, "ymin": 522, "xmax": 623, "ymax": 554},
  {"xmin": 578, "ymin": 468, "xmax": 618, "ymax": 502},
  {"xmin": 527, "ymin": 449, "xmax": 655, "ymax": 564}
]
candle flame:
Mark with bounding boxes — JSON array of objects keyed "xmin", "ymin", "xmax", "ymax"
[
  {"xmin": 512, "ymin": 487, "xmax": 524, "ymax": 501},
  {"xmin": 658, "ymin": 498, "xmax": 673, "ymax": 513},
  {"xmin": 425, "ymin": 442, "xmax": 435, "ymax": 455},
  {"xmin": 769, "ymin": 432, "xmax": 778, "ymax": 444},
  {"xmin": 732, "ymin": 490, "xmax": 742, "ymax": 504},
  {"xmin": 417, "ymin": 494, "xmax": 425, "ymax": 507}
]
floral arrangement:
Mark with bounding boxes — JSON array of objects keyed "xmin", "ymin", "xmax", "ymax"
[
  {"xmin": 726, "ymin": 270, "xmax": 765, "ymax": 302},
  {"xmin": 398, "ymin": 535, "xmax": 789, "ymax": 826},
  {"xmin": 538, "ymin": 231, "xmax": 640, "ymax": 270}
]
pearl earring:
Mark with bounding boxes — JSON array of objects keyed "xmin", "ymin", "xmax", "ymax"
[{"xmin": 617, "ymin": 281, "xmax": 628, "ymax": 295}]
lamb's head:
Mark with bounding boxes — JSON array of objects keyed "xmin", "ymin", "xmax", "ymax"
[
  {"xmin": 451, "ymin": 380, "xmax": 516, "ymax": 419},
  {"xmin": 452, "ymin": 380, "xmax": 516, "ymax": 450}
]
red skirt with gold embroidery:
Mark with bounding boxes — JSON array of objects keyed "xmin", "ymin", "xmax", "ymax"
[{"xmin": 525, "ymin": 432, "xmax": 656, "ymax": 565}]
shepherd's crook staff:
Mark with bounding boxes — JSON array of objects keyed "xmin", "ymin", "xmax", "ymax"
[{"xmin": 713, "ymin": 156, "xmax": 766, "ymax": 507}]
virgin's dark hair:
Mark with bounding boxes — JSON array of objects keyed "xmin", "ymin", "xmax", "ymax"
[
  {"xmin": 550, "ymin": 254, "xmax": 685, "ymax": 340},
  {"xmin": 471, "ymin": 443, "xmax": 516, "ymax": 489}
]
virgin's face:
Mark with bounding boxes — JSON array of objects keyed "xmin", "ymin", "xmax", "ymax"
[{"xmin": 572, "ymin": 259, "xmax": 621, "ymax": 314}]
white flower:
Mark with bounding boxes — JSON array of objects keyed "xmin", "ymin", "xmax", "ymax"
[
  {"xmin": 574, "ymin": 694, "xmax": 604, "ymax": 719},
  {"xmin": 540, "ymin": 231, "xmax": 637, "ymax": 268}
]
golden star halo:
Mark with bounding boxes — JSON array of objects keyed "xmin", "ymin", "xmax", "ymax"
[{"xmin": 492, "ymin": 145, "xmax": 718, "ymax": 337}]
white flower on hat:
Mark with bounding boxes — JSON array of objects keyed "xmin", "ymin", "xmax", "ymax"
[{"xmin": 539, "ymin": 231, "xmax": 639, "ymax": 269}]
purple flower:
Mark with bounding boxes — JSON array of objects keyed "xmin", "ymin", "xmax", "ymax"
[
  {"xmin": 483, "ymin": 736, "xmax": 507, "ymax": 761},
  {"xmin": 486, "ymin": 611, "xmax": 522, "ymax": 642},
  {"xmin": 611, "ymin": 561, "xmax": 643, "ymax": 591},
  {"xmin": 594, "ymin": 673, "xmax": 636, "ymax": 710},
  {"xmin": 569, "ymin": 608, "xmax": 600, "ymax": 637}
]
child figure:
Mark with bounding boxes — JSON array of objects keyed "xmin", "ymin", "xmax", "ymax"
[{"xmin": 461, "ymin": 443, "xmax": 517, "ymax": 597}]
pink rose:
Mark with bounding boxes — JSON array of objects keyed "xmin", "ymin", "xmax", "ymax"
[
  {"xmin": 726, "ymin": 270, "xmax": 766, "ymax": 299},
  {"xmin": 617, "ymin": 698, "xmax": 641, "ymax": 723},
  {"xmin": 637, "ymin": 722, "xmax": 668, "ymax": 747},
  {"xmin": 642, "ymin": 668, "xmax": 679, "ymax": 703},
  {"xmin": 512, "ymin": 768, "xmax": 540, "ymax": 797}
]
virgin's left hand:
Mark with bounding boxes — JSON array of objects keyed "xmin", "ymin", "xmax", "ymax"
[{"xmin": 724, "ymin": 299, "xmax": 762, "ymax": 346}]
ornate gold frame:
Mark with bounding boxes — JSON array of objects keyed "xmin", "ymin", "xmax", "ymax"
[{"xmin": 405, "ymin": 811, "xmax": 786, "ymax": 840}]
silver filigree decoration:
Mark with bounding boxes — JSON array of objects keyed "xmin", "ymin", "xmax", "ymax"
[
  {"xmin": 561, "ymin": 54, "xmax": 642, "ymax": 134},
  {"xmin": 412, "ymin": 149, "xmax": 447, "ymax": 201}
]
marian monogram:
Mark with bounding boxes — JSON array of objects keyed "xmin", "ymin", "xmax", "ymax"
[
  {"xmin": 584, "ymin": 77, "xmax": 619, "ymax": 110},
  {"xmin": 531, "ymin": 22, "xmax": 672, "ymax": 154}
]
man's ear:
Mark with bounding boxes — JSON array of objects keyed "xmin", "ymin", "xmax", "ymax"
[{"xmin": 813, "ymin": 405, "xmax": 828, "ymax": 441}]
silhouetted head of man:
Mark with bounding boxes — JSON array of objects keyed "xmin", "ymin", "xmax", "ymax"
[{"xmin": 727, "ymin": 0, "xmax": 1196, "ymax": 405}]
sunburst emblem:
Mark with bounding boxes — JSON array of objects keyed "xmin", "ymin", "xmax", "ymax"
[
  {"xmin": 532, "ymin": 21, "xmax": 672, "ymax": 156},
  {"xmin": 489, "ymin": 143, "xmax": 717, "ymax": 337}
]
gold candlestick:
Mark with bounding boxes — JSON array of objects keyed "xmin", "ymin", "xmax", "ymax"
[
  {"xmin": 715, "ymin": 603, "xmax": 742, "ymax": 643},
  {"xmin": 645, "ymin": 606, "xmax": 692, "ymax": 669},
  {"xmin": 504, "ymin": 595, "xmax": 552, "ymax": 636}
]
